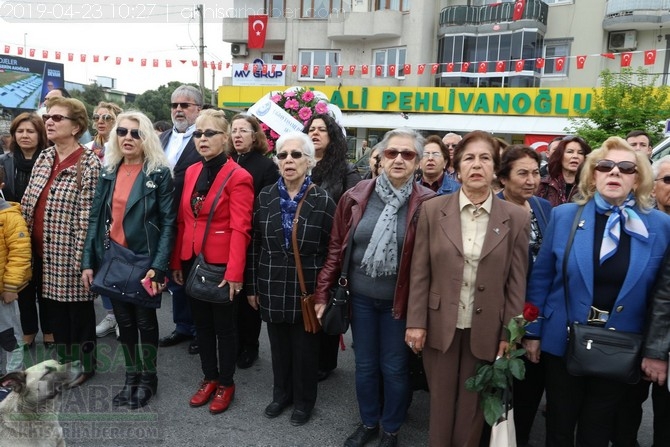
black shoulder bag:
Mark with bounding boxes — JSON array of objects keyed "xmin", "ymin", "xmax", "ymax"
[
  {"xmin": 321, "ymin": 225, "xmax": 355, "ymax": 335},
  {"xmin": 562, "ymin": 205, "xmax": 642, "ymax": 384}
]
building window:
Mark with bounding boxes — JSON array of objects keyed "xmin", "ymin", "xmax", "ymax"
[
  {"xmin": 301, "ymin": 0, "xmax": 352, "ymax": 18},
  {"xmin": 266, "ymin": 0, "xmax": 285, "ymax": 17},
  {"xmin": 373, "ymin": 47, "xmax": 407, "ymax": 78},
  {"xmin": 375, "ymin": 0, "xmax": 410, "ymax": 11},
  {"xmin": 299, "ymin": 50, "xmax": 340, "ymax": 80},
  {"xmin": 543, "ymin": 0, "xmax": 572, "ymax": 4},
  {"xmin": 544, "ymin": 42, "xmax": 569, "ymax": 75}
]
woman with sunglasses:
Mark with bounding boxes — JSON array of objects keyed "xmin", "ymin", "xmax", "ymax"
[
  {"xmin": 315, "ymin": 128, "xmax": 435, "ymax": 447},
  {"xmin": 246, "ymin": 132, "xmax": 335, "ymax": 426},
  {"xmin": 3, "ymin": 112, "xmax": 52, "ymax": 349},
  {"xmin": 21, "ymin": 97, "xmax": 101, "ymax": 386},
  {"xmin": 85, "ymin": 101, "xmax": 124, "ymax": 341},
  {"xmin": 537, "ymin": 135, "xmax": 592, "ymax": 207},
  {"xmin": 227, "ymin": 113, "xmax": 278, "ymax": 370},
  {"xmin": 524, "ymin": 137, "xmax": 670, "ymax": 446},
  {"xmin": 170, "ymin": 109, "xmax": 254, "ymax": 415},
  {"xmin": 405, "ymin": 130, "xmax": 530, "ymax": 446},
  {"xmin": 81, "ymin": 111, "xmax": 175, "ymax": 409}
]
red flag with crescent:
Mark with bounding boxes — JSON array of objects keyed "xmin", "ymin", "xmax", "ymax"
[
  {"xmin": 513, "ymin": 0, "xmax": 525, "ymax": 21},
  {"xmin": 67, "ymin": 53, "xmax": 73, "ymax": 61},
  {"xmin": 29, "ymin": 49, "xmax": 35, "ymax": 57},
  {"xmin": 292, "ymin": 64, "xmax": 297, "ymax": 73},
  {"xmin": 601, "ymin": 53, "xmax": 615, "ymax": 59},
  {"xmin": 417, "ymin": 64, "xmax": 426, "ymax": 75},
  {"xmin": 535, "ymin": 58, "xmax": 545, "ymax": 69},
  {"xmin": 446, "ymin": 63, "xmax": 454, "ymax": 73},
  {"xmin": 620, "ymin": 52, "xmax": 632, "ymax": 67},
  {"xmin": 349, "ymin": 65, "xmax": 356, "ymax": 75},
  {"xmin": 18, "ymin": 47, "xmax": 23, "ymax": 55},
  {"xmin": 301, "ymin": 65, "xmax": 309, "ymax": 76},
  {"xmin": 3, "ymin": 45, "xmax": 9, "ymax": 54},
  {"xmin": 248, "ymin": 15, "xmax": 268, "ymax": 49},
  {"xmin": 389, "ymin": 64, "xmax": 396, "ymax": 76},
  {"xmin": 115, "ymin": 57, "xmax": 121, "ymax": 65},
  {"xmin": 166, "ymin": 60, "xmax": 172, "ymax": 68},
  {"xmin": 515, "ymin": 59, "xmax": 524, "ymax": 72},
  {"xmin": 313, "ymin": 65, "xmax": 320, "ymax": 76},
  {"xmin": 281, "ymin": 64, "xmax": 287, "ymax": 71},
  {"xmin": 496, "ymin": 60, "xmax": 505, "ymax": 72},
  {"xmin": 153, "ymin": 59, "xmax": 159, "ymax": 67},
  {"xmin": 243, "ymin": 63, "xmax": 249, "ymax": 70},
  {"xmin": 478, "ymin": 62, "xmax": 487, "ymax": 73},
  {"xmin": 93, "ymin": 55, "xmax": 99, "ymax": 63},
  {"xmin": 261, "ymin": 64, "xmax": 267, "ymax": 74},
  {"xmin": 337, "ymin": 65, "xmax": 344, "ymax": 76},
  {"xmin": 55, "ymin": 51, "xmax": 61, "ymax": 60},
  {"xmin": 325, "ymin": 65, "xmax": 332, "ymax": 76},
  {"xmin": 555, "ymin": 57, "xmax": 566, "ymax": 71},
  {"xmin": 576, "ymin": 55, "xmax": 587, "ymax": 69},
  {"xmin": 362, "ymin": 65, "xmax": 369, "ymax": 75},
  {"xmin": 403, "ymin": 63, "xmax": 411, "ymax": 75},
  {"xmin": 140, "ymin": 59, "xmax": 146, "ymax": 67},
  {"xmin": 644, "ymin": 50, "xmax": 657, "ymax": 65},
  {"xmin": 431, "ymin": 63, "xmax": 439, "ymax": 74},
  {"xmin": 461, "ymin": 62, "xmax": 470, "ymax": 72},
  {"xmin": 375, "ymin": 65, "xmax": 383, "ymax": 76},
  {"xmin": 42, "ymin": 50, "xmax": 48, "ymax": 58}
]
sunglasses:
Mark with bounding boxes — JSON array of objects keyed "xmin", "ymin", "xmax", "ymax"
[
  {"xmin": 193, "ymin": 130, "xmax": 224, "ymax": 139},
  {"xmin": 42, "ymin": 113, "xmax": 73, "ymax": 123},
  {"xmin": 383, "ymin": 149, "xmax": 417, "ymax": 161},
  {"xmin": 116, "ymin": 127, "xmax": 143, "ymax": 140},
  {"xmin": 276, "ymin": 150, "xmax": 304, "ymax": 160},
  {"xmin": 92, "ymin": 113, "xmax": 114, "ymax": 122},
  {"xmin": 563, "ymin": 135, "xmax": 587, "ymax": 145},
  {"xmin": 594, "ymin": 159, "xmax": 637, "ymax": 175},
  {"xmin": 170, "ymin": 102, "xmax": 198, "ymax": 109},
  {"xmin": 655, "ymin": 176, "xmax": 670, "ymax": 184}
]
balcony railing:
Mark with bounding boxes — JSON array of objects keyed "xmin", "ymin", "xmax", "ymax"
[
  {"xmin": 605, "ymin": 0, "xmax": 670, "ymax": 17},
  {"xmin": 439, "ymin": 0, "xmax": 548, "ymax": 27}
]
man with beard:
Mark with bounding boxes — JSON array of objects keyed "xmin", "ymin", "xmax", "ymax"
[{"xmin": 158, "ymin": 85, "xmax": 203, "ymax": 355}]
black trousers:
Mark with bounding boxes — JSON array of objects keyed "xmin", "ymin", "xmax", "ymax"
[
  {"xmin": 110, "ymin": 299, "xmax": 159, "ymax": 374},
  {"xmin": 513, "ymin": 356, "xmax": 545, "ymax": 445},
  {"xmin": 236, "ymin": 283, "xmax": 261, "ymax": 354},
  {"xmin": 318, "ymin": 332, "xmax": 339, "ymax": 372},
  {"xmin": 544, "ymin": 352, "xmax": 627, "ymax": 447},
  {"xmin": 17, "ymin": 254, "xmax": 52, "ymax": 336},
  {"xmin": 266, "ymin": 321, "xmax": 319, "ymax": 412},
  {"xmin": 50, "ymin": 300, "xmax": 96, "ymax": 374},
  {"xmin": 612, "ymin": 378, "xmax": 670, "ymax": 447}
]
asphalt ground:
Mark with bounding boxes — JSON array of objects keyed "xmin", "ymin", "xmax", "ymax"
[{"xmin": 18, "ymin": 293, "xmax": 654, "ymax": 447}]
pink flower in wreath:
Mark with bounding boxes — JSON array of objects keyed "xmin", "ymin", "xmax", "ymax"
[
  {"xmin": 283, "ymin": 90, "xmax": 297, "ymax": 98},
  {"xmin": 298, "ymin": 107, "xmax": 313, "ymax": 121},
  {"xmin": 284, "ymin": 98, "xmax": 300, "ymax": 110},
  {"xmin": 270, "ymin": 130, "xmax": 280, "ymax": 140},
  {"xmin": 301, "ymin": 90, "xmax": 315, "ymax": 102},
  {"xmin": 271, "ymin": 94, "xmax": 282, "ymax": 103},
  {"xmin": 315, "ymin": 101, "xmax": 329, "ymax": 115}
]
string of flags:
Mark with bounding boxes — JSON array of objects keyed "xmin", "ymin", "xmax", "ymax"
[{"xmin": 1, "ymin": 42, "xmax": 666, "ymax": 74}]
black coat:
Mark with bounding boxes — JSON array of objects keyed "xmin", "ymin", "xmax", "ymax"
[{"xmin": 230, "ymin": 150, "xmax": 279, "ymax": 197}]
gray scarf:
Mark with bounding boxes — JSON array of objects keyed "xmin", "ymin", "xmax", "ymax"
[{"xmin": 361, "ymin": 172, "xmax": 413, "ymax": 278}]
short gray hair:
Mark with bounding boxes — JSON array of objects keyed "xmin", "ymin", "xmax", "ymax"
[
  {"xmin": 276, "ymin": 132, "xmax": 316, "ymax": 174},
  {"xmin": 652, "ymin": 155, "xmax": 670, "ymax": 179},
  {"xmin": 171, "ymin": 85, "xmax": 202, "ymax": 106},
  {"xmin": 378, "ymin": 127, "xmax": 425, "ymax": 158}
]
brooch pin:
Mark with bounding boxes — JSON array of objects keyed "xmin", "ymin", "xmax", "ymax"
[
  {"xmin": 578, "ymin": 220, "xmax": 585, "ymax": 228},
  {"xmin": 146, "ymin": 180, "xmax": 156, "ymax": 189},
  {"xmin": 493, "ymin": 228, "xmax": 500, "ymax": 234}
]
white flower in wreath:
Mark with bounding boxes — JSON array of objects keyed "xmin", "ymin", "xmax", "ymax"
[{"xmin": 146, "ymin": 180, "xmax": 157, "ymax": 189}]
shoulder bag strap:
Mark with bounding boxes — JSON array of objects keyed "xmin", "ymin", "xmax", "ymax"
[
  {"xmin": 563, "ymin": 205, "xmax": 585, "ymax": 324},
  {"xmin": 532, "ymin": 196, "xmax": 548, "ymax": 228},
  {"xmin": 292, "ymin": 184, "xmax": 316, "ymax": 296},
  {"xmin": 200, "ymin": 166, "xmax": 238, "ymax": 248}
]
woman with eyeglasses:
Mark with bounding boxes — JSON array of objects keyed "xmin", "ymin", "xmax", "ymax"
[
  {"xmin": 21, "ymin": 97, "xmax": 102, "ymax": 386},
  {"xmin": 85, "ymin": 101, "xmax": 124, "ymax": 340},
  {"xmin": 303, "ymin": 113, "xmax": 362, "ymax": 382},
  {"xmin": 405, "ymin": 130, "xmax": 530, "ymax": 446},
  {"xmin": 3, "ymin": 113, "xmax": 51, "ymax": 349},
  {"xmin": 170, "ymin": 109, "xmax": 254, "ymax": 415},
  {"xmin": 81, "ymin": 111, "xmax": 175, "ymax": 409},
  {"xmin": 418, "ymin": 135, "xmax": 460, "ymax": 195},
  {"xmin": 227, "ymin": 113, "xmax": 278, "ymax": 370},
  {"xmin": 524, "ymin": 137, "xmax": 670, "ymax": 446},
  {"xmin": 315, "ymin": 128, "xmax": 434, "ymax": 447},
  {"xmin": 246, "ymin": 132, "xmax": 335, "ymax": 426},
  {"xmin": 537, "ymin": 135, "xmax": 592, "ymax": 207}
]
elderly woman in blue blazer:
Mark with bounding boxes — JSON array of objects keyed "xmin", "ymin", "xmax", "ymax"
[{"xmin": 525, "ymin": 136, "xmax": 670, "ymax": 447}]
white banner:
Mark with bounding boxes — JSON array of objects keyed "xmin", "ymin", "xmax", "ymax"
[{"xmin": 248, "ymin": 95, "xmax": 304, "ymax": 136}]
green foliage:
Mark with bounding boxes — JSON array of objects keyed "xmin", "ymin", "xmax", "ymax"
[{"xmin": 569, "ymin": 68, "xmax": 670, "ymax": 148}]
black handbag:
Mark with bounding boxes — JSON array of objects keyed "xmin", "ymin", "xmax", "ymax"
[
  {"xmin": 321, "ymin": 224, "xmax": 355, "ymax": 336},
  {"xmin": 91, "ymin": 240, "xmax": 156, "ymax": 307},
  {"xmin": 184, "ymin": 168, "xmax": 237, "ymax": 304},
  {"xmin": 562, "ymin": 205, "xmax": 642, "ymax": 384}
]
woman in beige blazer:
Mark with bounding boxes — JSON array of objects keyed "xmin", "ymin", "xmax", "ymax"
[{"xmin": 405, "ymin": 130, "xmax": 530, "ymax": 447}]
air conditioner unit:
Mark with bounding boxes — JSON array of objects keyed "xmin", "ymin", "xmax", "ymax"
[
  {"xmin": 609, "ymin": 30, "xmax": 637, "ymax": 51},
  {"xmin": 231, "ymin": 43, "xmax": 248, "ymax": 57}
]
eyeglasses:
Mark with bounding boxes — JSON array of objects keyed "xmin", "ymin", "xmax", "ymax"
[
  {"xmin": 444, "ymin": 143, "xmax": 458, "ymax": 148},
  {"xmin": 231, "ymin": 129, "xmax": 253, "ymax": 135},
  {"xmin": 276, "ymin": 150, "xmax": 304, "ymax": 160},
  {"xmin": 170, "ymin": 102, "xmax": 198, "ymax": 109},
  {"xmin": 308, "ymin": 126, "xmax": 328, "ymax": 133},
  {"xmin": 594, "ymin": 159, "xmax": 637, "ymax": 175},
  {"xmin": 383, "ymin": 149, "xmax": 417, "ymax": 161},
  {"xmin": 655, "ymin": 176, "xmax": 670, "ymax": 184},
  {"xmin": 92, "ymin": 113, "xmax": 114, "ymax": 122},
  {"xmin": 193, "ymin": 130, "xmax": 224, "ymax": 139},
  {"xmin": 42, "ymin": 114, "xmax": 74, "ymax": 123},
  {"xmin": 422, "ymin": 151, "xmax": 444, "ymax": 159},
  {"xmin": 116, "ymin": 127, "xmax": 143, "ymax": 140}
]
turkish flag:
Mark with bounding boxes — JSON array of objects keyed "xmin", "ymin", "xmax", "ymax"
[
  {"xmin": 67, "ymin": 53, "xmax": 73, "ymax": 61},
  {"xmin": 446, "ymin": 63, "xmax": 454, "ymax": 72},
  {"xmin": 349, "ymin": 65, "xmax": 356, "ymax": 75},
  {"xmin": 3, "ymin": 45, "xmax": 8, "ymax": 54},
  {"xmin": 375, "ymin": 65, "xmax": 383, "ymax": 76},
  {"xmin": 218, "ymin": 62, "xmax": 223, "ymax": 70},
  {"xmin": 417, "ymin": 64, "xmax": 426, "ymax": 75},
  {"xmin": 645, "ymin": 50, "xmax": 657, "ymax": 65},
  {"xmin": 513, "ymin": 0, "xmax": 525, "ymax": 21},
  {"xmin": 620, "ymin": 52, "xmax": 632, "ymax": 67},
  {"xmin": 601, "ymin": 53, "xmax": 616, "ymax": 59},
  {"xmin": 115, "ymin": 57, "xmax": 121, "ymax": 65},
  {"xmin": 17, "ymin": 47, "xmax": 23, "ymax": 55},
  {"xmin": 281, "ymin": 64, "xmax": 287, "ymax": 71},
  {"xmin": 461, "ymin": 62, "xmax": 470, "ymax": 72},
  {"xmin": 210, "ymin": 61, "xmax": 215, "ymax": 70},
  {"xmin": 93, "ymin": 55, "xmax": 99, "ymax": 63},
  {"xmin": 192, "ymin": 60, "xmax": 198, "ymax": 67},
  {"xmin": 362, "ymin": 65, "xmax": 369, "ymax": 75},
  {"xmin": 313, "ymin": 65, "xmax": 320, "ymax": 76},
  {"xmin": 515, "ymin": 59, "xmax": 524, "ymax": 72},
  {"xmin": 226, "ymin": 62, "xmax": 230, "ymax": 69},
  {"xmin": 389, "ymin": 64, "xmax": 396, "ymax": 76},
  {"xmin": 535, "ymin": 58, "xmax": 545, "ymax": 69},
  {"xmin": 153, "ymin": 59, "xmax": 159, "ymax": 67},
  {"xmin": 42, "ymin": 50, "xmax": 48, "ymax": 58},
  {"xmin": 292, "ymin": 64, "xmax": 297, "ymax": 73},
  {"xmin": 403, "ymin": 63, "xmax": 411, "ymax": 75},
  {"xmin": 166, "ymin": 60, "xmax": 172, "ymax": 68},
  {"xmin": 337, "ymin": 65, "xmax": 343, "ymax": 76},
  {"xmin": 576, "ymin": 55, "xmax": 587, "ymax": 69},
  {"xmin": 270, "ymin": 64, "xmax": 276, "ymax": 73},
  {"xmin": 248, "ymin": 15, "xmax": 268, "ymax": 49},
  {"xmin": 496, "ymin": 61, "xmax": 505, "ymax": 72},
  {"xmin": 478, "ymin": 62, "xmax": 487, "ymax": 73},
  {"xmin": 261, "ymin": 64, "xmax": 267, "ymax": 74},
  {"xmin": 243, "ymin": 63, "xmax": 249, "ymax": 70},
  {"xmin": 301, "ymin": 65, "xmax": 309, "ymax": 76},
  {"xmin": 80, "ymin": 54, "xmax": 86, "ymax": 62},
  {"xmin": 431, "ymin": 63, "xmax": 439, "ymax": 74},
  {"xmin": 141, "ymin": 59, "xmax": 147, "ymax": 67},
  {"xmin": 55, "ymin": 51, "xmax": 61, "ymax": 60},
  {"xmin": 29, "ymin": 48, "xmax": 35, "ymax": 57},
  {"xmin": 555, "ymin": 57, "xmax": 566, "ymax": 71},
  {"xmin": 325, "ymin": 65, "xmax": 332, "ymax": 76}
]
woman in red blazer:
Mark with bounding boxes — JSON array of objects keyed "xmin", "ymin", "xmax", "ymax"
[{"xmin": 170, "ymin": 109, "xmax": 254, "ymax": 415}]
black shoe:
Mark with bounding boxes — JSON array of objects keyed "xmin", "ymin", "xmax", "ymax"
[
  {"xmin": 264, "ymin": 400, "xmax": 291, "ymax": 418},
  {"xmin": 129, "ymin": 373, "xmax": 157, "ymax": 409},
  {"xmin": 188, "ymin": 340, "xmax": 199, "ymax": 355},
  {"xmin": 236, "ymin": 348, "xmax": 258, "ymax": 369},
  {"xmin": 289, "ymin": 409, "xmax": 311, "ymax": 426},
  {"xmin": 158, "ymin": 331, "xmax": 192, "ymax": 347},
  {"xmin": 317, "ymin": 369, "xmax": 332, "ymax": 382},
  {"xmin": 377, "ymin": 432, "xmax": 397, "ymax": 447},
  {"xmin": 344, "ymin": 424, "xmax": 379, "ymax": 447},
  {"xmin": 70, "ymin": 371, "xmax": 95, "ymax": 388},
  {"xmin": 113, "ymin": 373, "xmax": 140, "ymax": 407}
]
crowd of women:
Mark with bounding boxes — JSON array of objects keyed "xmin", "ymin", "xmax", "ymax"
[{"xmin": 2, "ymin": 90, "xmax": 670, "ymax": 447}]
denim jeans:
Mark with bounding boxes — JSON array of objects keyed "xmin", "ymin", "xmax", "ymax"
[{"xmin": 350, "ymin": 293, "xmax": 409, "ymax": 434}]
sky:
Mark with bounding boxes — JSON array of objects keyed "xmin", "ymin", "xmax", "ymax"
[{"xmin": 0, "ymin": 1, "xmax": 235, "ymax": 94}]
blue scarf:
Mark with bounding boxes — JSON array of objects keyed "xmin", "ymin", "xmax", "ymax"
[
  {"xmin": 278, "ymin": 176, "xmax": 311, "ymax": 249},
  {"xmin": 594, "ymin": 192, "xmax": 648, "ymax": 264}
]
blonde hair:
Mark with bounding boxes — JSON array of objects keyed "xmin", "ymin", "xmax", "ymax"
[
  {"xmin": 93, "ymin": 101, "xmax": 123, "ymax": 146},
  {"xmin": 577, "ymin": 136, "xmax": 653, "ymax": 210}
]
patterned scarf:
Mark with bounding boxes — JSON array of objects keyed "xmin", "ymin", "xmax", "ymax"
[
  {"xmin": 594, "ymin": 192, "xmax": 648, "ymax": 264},
  {"xmin": 361, "ymin": 172, "xmax": 413, "ymax": 278},
  {"xmin": 278, "ymin": 176, "xmax": 311, "ymax": 249}
]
